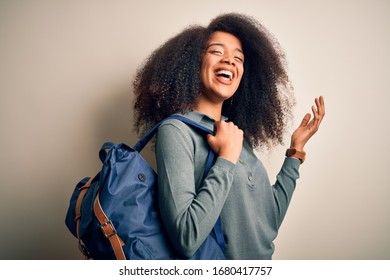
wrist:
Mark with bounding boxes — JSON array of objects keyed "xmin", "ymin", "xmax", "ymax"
[
  {"xmin": 289, "ymin": 142, "xmax": 304, "ymax": 151},
  {"xmin": 218, "ymin": 154, "xmax": 239, "ymax": 164}
]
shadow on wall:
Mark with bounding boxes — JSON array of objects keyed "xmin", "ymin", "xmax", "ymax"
[{"xmin": 0, "ymin": 84, "xmax": 155, "ymax": 260}]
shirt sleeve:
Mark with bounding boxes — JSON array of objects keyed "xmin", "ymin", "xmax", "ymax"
[
  {"xmin": 272, "ymin": 157, "xmax": 301, "ymax": 227},
  {"xmin": 155, "ymin": 122, "xmax": 236, "ymax": 257}
]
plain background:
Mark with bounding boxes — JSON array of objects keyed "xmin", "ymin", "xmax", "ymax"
[{"xmin": 0, "ymin": 0, "xmax": 389, "ymax": 260}]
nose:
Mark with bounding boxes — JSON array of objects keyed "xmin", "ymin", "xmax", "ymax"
[{"xmin": 221, "ymin": 54, "xmax": 234, "ymax": 65}]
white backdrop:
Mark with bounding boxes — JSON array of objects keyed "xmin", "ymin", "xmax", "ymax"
[{"xmin": 0, "ymin": 0, "xmax": 389, "ymax": 259}]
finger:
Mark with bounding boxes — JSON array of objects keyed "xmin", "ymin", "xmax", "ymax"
[
  {"xmin": 206, "ymin": 134, "xmax": 217, "ymax": 150},
  {"xmin": 314, "ymin": 95, "xmax": 324, "ymax": 115},
  {"xmin": 319, "ymin": 95, "xmax": 325, "ymax": 106},
  {"xmin": 318, "ymin": 96, "xmax": 325, "ymax": 116},
  {"xmin": 213, "ymin": 120, "xmax": 224, "ymax": 133},
  {"xmin": 312, "ymin": 103, "xmax": 319, "ymax": 118},
  {"xmin": 311, "ymin": 104, "xmax": 321, "ymax": 129},
  {"xmin": 207, "ymin": 133, "xmax": 214, "ymax": 143},
  {"xmin": 314, "ymin": 96, "xmax": 325, "ymax": 126},
  {"xmin": 300, "ymin": 113, "xmax": 311, "ymax": 127},
  {"xmin": 214, "ymin": 120, "xmax": 222, "ymax": 128}
]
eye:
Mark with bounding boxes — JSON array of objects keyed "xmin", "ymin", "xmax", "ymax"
[
  {"xmin": 235, "ymin": 56, "xmax": 244, "ymax": 62},
  {"xmin": 210, "ymin": 49, "xmax": 222, "ymax": 55}
]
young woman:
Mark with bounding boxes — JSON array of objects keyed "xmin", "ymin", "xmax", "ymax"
[{"xmin": 133, "ymin": 13, "xmax": 325, "ymax": 260}]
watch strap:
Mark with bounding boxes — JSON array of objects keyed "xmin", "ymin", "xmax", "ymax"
[{"xmin": 285, "ymin": 148, "xmax": 306, "ymax": 163}]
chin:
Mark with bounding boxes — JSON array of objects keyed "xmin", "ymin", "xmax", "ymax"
[{"xmin": 214, "ymin": 89, "xmax": 236, "ymax": 101}]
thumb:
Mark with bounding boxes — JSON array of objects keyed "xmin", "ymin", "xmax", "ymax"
[
  {"xmin": 206, "ymin": 134, "xmax": 218, "ymax": 153},
  {"xmin": 207, "ymin": 133, "xmax": 215, "ymax": 145}
]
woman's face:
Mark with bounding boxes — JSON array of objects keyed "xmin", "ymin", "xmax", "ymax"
[{"xmin": 200, "ymin": 31, "xmax": 244, "ymax": 103}]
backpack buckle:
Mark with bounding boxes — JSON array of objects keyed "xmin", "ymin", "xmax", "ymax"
[{"xmin": 100, "ymin": 220, "xmax": 117, "ymax": 238}]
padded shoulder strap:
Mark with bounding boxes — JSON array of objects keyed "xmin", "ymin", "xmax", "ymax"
[{"xmin": 133, "ymin": 115, "xmax": 214, "ymax": 152}]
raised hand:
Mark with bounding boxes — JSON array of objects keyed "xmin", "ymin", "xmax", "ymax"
[{"xmin": 290, "ymin": 96, "xmax": 325, "ymax": 151}]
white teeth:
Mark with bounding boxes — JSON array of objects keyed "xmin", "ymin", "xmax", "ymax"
[{"xmin": 215, "ymin": 69, "xmax": 233, "ymax": 80}]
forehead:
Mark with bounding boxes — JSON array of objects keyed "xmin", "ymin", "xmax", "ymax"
[{"xmin": 207, "ymin": 31, "xmax": 243, "ymax": 50}]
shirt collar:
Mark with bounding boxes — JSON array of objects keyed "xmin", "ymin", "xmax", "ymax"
[{"xmin": 173, "ymin": 111, "xmax": 227, "ymax": 131}]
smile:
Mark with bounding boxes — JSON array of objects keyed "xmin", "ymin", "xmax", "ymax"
[{"xmin": 214, "ymin": 69, "xmax": 234, "ymax": 81}]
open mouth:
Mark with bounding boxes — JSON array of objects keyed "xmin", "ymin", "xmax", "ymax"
[{"xmin": 215, "ymin": 69, "xmax": 233, "ymax": 81}]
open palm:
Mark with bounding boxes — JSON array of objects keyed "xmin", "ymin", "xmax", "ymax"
[{"xmin": 290, "ymin": 96, "xmax": 325, "ymax": 151}]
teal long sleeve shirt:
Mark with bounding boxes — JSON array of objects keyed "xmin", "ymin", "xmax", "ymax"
[{"xmin": 155, "ymin": 111, "xmax": 300, "ymax": 259}]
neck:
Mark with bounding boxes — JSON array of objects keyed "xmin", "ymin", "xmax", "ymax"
[{"xmin": 194, "ymin": 96, "xmax": 223, "ymax": 121}]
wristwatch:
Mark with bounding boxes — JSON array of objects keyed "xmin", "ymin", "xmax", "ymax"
[{"xmin": 285, "ymin": 148, "xmax": 306, "ymax": 163}]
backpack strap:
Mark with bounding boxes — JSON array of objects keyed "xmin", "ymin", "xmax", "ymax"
[
  {"xmin": 74, "ymin": 177, "xmax": 94, "ymax": 259},
  {"xmin": 94, "ymin": 193, "xmax": 126, "ymax": 260},
  {"xmin": 133, "ymin": 115, "xmax": 214, "ymax": 152}
]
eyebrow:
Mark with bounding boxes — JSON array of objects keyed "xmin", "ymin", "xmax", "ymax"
[{"xmin": 207, "ymin": 43, "xmax": 244, "ymax": 54}]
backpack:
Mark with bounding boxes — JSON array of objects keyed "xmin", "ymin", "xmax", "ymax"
[{"xmin": 65, "ymin": 115, "xmax": 225, "ymax": 260}]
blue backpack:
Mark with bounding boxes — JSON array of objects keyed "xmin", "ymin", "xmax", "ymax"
[{"xmin": 65, "ymin": 115, "xmax": 225, "ymax": 260}]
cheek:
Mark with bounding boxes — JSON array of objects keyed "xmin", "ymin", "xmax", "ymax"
[
  {"xmin": 200, "ymin": 67, "xmax": 208, "ymax": 87},
  {"xmin": 236, "ymin": 67, "xmax": 244, "ymax": 85},
  {"xmin": 200, "ymin": 61, "xmax": 213, "ymax": 85}
]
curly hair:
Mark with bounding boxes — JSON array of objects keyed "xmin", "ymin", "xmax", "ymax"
[{"xmin": 133, "ymin": 13, "xmax": 294, "ymax": 148}]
